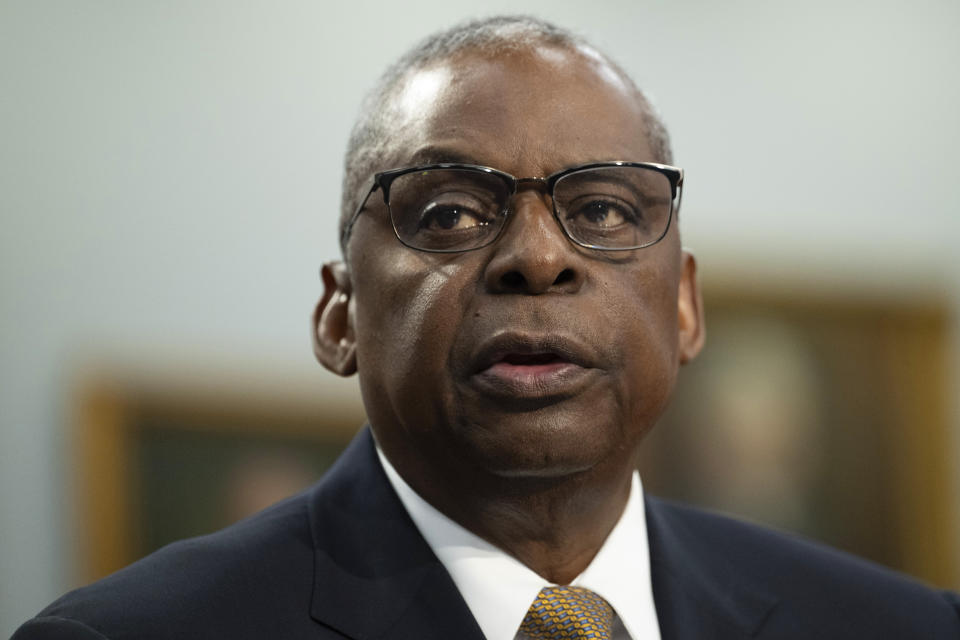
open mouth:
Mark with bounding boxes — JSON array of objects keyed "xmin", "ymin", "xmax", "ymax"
[
  {"xmin": 468, "ymin": 334, "xmax": 598, "ymax": 401},
  {"xmin": 485, "ymin": 352, "xmax": 573, "ymax": 377},
  {"xmin": 471, "ymin": 333, "xmax": 594, "ymax": 375},
  {"xmin": 499, "ymin": 353, "xmax": 566, "ymax": 366}
]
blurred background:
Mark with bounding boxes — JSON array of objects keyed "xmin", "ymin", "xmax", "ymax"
[{"xmin": 2, "ymin": 0, "xmax": 958, "ymax": 633}]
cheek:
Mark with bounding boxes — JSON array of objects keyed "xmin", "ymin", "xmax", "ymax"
[
  {"xmin": 609, "ymin": 262, "xmax": 681, "ymax": 427},
  {"xmin": 353, "ymin": 252, "xmax": 468, "ymax": 387}
]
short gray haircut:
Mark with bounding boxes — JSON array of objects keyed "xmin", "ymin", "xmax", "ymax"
[{"xmin": 338, "ymin": 15, "xmax": 673, "ymax": 255}]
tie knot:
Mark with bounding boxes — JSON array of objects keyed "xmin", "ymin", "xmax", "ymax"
[{"xmin": 520, "ymin": 585, "xmax": 615, "ymax": 639}]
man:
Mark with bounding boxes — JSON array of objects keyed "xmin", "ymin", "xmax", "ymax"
[{"xmin": 14, "ymin": 15, "xmax": 960, "ymax": 640}]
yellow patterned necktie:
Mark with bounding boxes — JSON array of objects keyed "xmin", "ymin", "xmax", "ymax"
[{"xmin": 519, "ymin": 585, "xmax": 615, "ymax": 639}]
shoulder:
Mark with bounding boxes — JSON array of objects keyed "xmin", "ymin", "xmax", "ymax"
[
  {"xmin": 13, "ymin": 490, "xmax": 318, "ymax": 640},
  {"xmin": 647, "ymin": 496, "xmax": 960, "ymax": 637}
]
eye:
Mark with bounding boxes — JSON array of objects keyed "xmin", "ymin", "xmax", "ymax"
[
  {"xmin": 419, "ymin": 202, "xmax": 490, "ymax": 231},
  {"xmin": 567, "ymin": 198, "xmax": 639, "ymax": 229}
]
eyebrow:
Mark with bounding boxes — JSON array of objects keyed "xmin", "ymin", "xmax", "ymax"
[
  {"xmin": 559, "ymin": 170, "xmax": 673, "ymax": 205},
  {"xmin": 406, "ymin": 146, "xmax": 481, "ymax": 167}
]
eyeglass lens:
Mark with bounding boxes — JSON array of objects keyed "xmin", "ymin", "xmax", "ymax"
[{"xmin": 387, "ymin": 165, "xmax": 673, "ymax": 252}]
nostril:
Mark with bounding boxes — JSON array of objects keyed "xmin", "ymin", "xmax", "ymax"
[
  {"xmin": 553, "ymin": 268, "xmax": 575, "ymax": 286},
  {"xmin": 500, "ymin": 271, "xmax": 526, "ymax": 289}
]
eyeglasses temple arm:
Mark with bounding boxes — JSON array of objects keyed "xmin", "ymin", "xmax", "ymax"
[{"xmin": 340, "ymin": 181, "xmax": 381, "ymax": 249}]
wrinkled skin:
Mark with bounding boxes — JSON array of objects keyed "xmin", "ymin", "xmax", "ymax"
[{"xmin": 314, "ymin": 45, "xmax": 704, "ymax": 582}]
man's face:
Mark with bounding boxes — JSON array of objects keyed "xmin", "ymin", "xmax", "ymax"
[{"xmin": 327, "ymin": 46, "xmax": 702, "ymax": 484}]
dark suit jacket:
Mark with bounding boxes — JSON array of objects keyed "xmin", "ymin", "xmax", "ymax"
[{"xmin": 13, "ymin": 427, "xmax": 960, "ymax": 639}]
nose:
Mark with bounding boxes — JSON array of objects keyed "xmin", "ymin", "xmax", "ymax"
[{"xmin": 483, "ymin": 192, "xmax": 585, "ymax": 295}]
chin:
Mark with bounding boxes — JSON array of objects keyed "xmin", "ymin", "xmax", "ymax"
[{"xmin": 452, "ymin": 408, "xmax": 622, "ymax": 480}]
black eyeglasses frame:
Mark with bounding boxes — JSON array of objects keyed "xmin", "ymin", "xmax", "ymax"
[{"xmin": 341, "ymin": 161, "xmax": 684, "ymax": 253}]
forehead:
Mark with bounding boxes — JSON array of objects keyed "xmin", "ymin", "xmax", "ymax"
[{"xmin": 385, "ymin": 45, "xmax": 655, "ymax": 176}]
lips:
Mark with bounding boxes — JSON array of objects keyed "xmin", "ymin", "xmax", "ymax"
[
  {"xmin": 468, "ymin": 333, "xmax": 601, "ymax": 402},
  {"xmin": 498, "ymin": 352, "xmax": 567, "ymax": 367}
]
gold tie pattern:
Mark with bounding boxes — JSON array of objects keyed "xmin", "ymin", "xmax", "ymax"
[{"xmin": 519, "ymin": 585, "xmax": 615, "ymax": 639}]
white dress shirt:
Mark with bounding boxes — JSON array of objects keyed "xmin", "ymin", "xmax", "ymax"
[{"xmin": 376, "ymin": 448, "xmax": 661, "ymax": 640}]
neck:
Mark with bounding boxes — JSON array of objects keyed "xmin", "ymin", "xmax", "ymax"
[
  {"xmin": 471, "ymin": 471, "xmax": 633, "ymax": 584},
  {"xmin": 387, "ymin": 444, "xmax": 636, "ymax": 584}
]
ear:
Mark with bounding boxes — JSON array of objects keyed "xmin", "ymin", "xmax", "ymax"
[
  {"xmin": 677, "ymin": 250, "xmax": 705, "ymax": 365},
  {"xmin": 312, "ymin": 261, "xmax": 358, "ymax": 376}
]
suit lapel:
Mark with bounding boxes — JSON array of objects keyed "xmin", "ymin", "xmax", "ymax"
[
  {"xmin": 307, "ymin": 427, "xmax": 485, "ymax": 640},
  {"xmin": 306, "ymin": 429, "xmax": 778, "ymax": 639},
  {"xmin": 646, "ymin": 497, "xmax": 779, "ymax": 640}
]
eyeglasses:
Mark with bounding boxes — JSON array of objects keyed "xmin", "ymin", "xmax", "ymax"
[{"xmin": 342, "ymin": 161, "xmax": 683, "ymax": 253}]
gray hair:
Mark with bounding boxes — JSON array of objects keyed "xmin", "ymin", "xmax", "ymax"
[{"xmin": 338, "ymin": 15, "xmax": 673, "ymax": 255}]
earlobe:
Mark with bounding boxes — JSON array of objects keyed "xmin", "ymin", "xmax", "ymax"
[
  {"xmin": 312, "ymin": 261, "xmax": 358, "ymax": 376},
  {"xmin": 677, "ymin": 250, "xmax": 705, "ymax": 365}
]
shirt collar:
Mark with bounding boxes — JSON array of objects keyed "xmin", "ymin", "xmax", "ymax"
[{"xmin": 376, "ymin": 448, "xmax": 660, "ymax": 640}]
